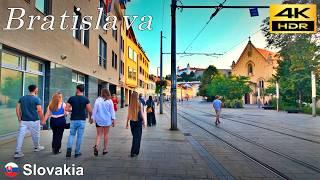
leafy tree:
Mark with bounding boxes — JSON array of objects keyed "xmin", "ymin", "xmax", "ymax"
[
  {"xmin": 206, "ymin": 75, "xmax": 251, "ymax": 100},
  {"xmin": 261, "ymin": 0, "xmax": 320, "ymax": 109},
  {"xmin": 155, "ymin": 80, "xmax": 168, "ymax": 94},
  {"xmin": 199, "ymin": 65, "xmax": 219, "ymax": 96}
]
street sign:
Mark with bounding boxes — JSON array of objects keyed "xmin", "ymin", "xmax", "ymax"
[
  {"xmin": 249, "ymin": 8, "xmax": 259, "ymax": 17},
  {"xmin": 270, "ymin": 4, "xmax": 317, "ymax": 33}
]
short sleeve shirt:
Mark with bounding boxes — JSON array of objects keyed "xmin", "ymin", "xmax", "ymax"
[
  {"xmin": 68, "ymin": 95, "xmax": 90, "ymax": 120},
  {"xmin": 213, "ymin": 99, "xmax": 222, "ymax": 111},
  {"xmin": 18, "ymin": 95, "xmax": 41, "ymax": 121}
]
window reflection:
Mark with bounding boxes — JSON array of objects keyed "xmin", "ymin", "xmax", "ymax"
[{"xmin": 0, "ymin": 68, "xmax": 23, "ymax": 135}]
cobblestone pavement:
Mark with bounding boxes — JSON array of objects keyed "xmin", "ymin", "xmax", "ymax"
[
  {"xmin": 0, "ymin": 104, "xmax": 217, "ymax": 180},
  {"xmin": 2, "ymin": 98, "xmax": 320, "ymax": 180},
  {"xmin": 174, "ymin": 98, "xmax": 320, "ymax": 180}
]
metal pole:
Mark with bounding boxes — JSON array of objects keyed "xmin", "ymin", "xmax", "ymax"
[
  {"xmin": 311, "ymin": 71, "xmax": 316, "ymax": 117},
  {"xmin": 257, "ymin": 87, "xmax": 261, "ymax": 108},
  {"xmin": 276, "ymin": 81, "xmax": 279, "ymax": 112},
  {"xmin": 160, "ymin": 31, "xmax": 164, "ymax": 114},
  {"xmin": 176, "ymin": 5, "xmax": 269, "ymax": 9},
  {"xmin": 171, "ymin": 0, "xmax": 177, "ymax": 130}
]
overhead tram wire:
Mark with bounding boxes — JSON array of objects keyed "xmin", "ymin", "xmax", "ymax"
[
  {"xmin": 183, "ymin": 0, "xmax": 227, "ymax": 53},
  {"xmin": 222, "ymin": 29, "xmax": 261, "ymax": 56}
]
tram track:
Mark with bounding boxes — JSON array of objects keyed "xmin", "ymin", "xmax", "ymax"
[
  {"xmin": 176, "ymin": 107, "xmax": 320, "ymax": 178},
  {"xmin": 184, "ymin": 104, "xmax": 320, "ymax": 144}
]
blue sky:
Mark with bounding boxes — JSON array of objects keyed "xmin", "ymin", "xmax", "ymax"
[{"xmin": 126, "ymin": 0, "xmax": 282, "ymax": 75}]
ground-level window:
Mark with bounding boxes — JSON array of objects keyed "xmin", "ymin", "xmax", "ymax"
[{"xmin": 0, "ymin": 50, "xmax": 44, "ymax": 136}]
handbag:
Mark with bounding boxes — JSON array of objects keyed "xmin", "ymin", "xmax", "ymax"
[{"xmin": 147, "ymin": 107, "xmax": 153, "ymax": 113}]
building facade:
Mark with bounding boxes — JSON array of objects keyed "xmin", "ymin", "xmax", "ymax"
[
  {"xmin": 231, "ymin": 40, "xmax": 279, "ymax": 105},
  {"xmin": 0, "ymin": 0, "xmax": 151, "ymax": 137}
]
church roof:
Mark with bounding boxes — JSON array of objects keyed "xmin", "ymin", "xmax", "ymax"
[{"xmin": 256, "ymin": 48, "xmax": 277, "ymax": 60}]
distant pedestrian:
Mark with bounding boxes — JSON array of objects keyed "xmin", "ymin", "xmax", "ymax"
[
  {"xmin": 65, "ymin": 85, "xmax": 92, "ymax": 158},
  {"xmin": 126, "ymin": 92, "xmax": 145, "ymax": 157},
  {"xmin": 91, "ymin": 88, "xmax": 116, "ymax": 156},
  {"xmin": 14, "ymin": 85, "xmax": 45, "ymax": 158},
  {"xmin": 213, "ymin": 95, "xmax": 222, "ymax": 126},
  {"xmin": 42, "ymin": 92, "xmax": 67, "ymax": 154},
  {"xmin": 111, "ymin": 94, "xmax": 118, "ymax": 112},
  {"xmin": 139, "ymin": 93, "xmax": 146, "ymax": 107},
  {"xmin": 146, "ymin": 96, "xmax": 156, "ymax": 126}
]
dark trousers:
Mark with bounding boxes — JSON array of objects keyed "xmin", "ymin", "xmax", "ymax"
[
  {"xmin": 50, "ymin": 116, "xmax": 66, "ymax": 153},
  {"xmin": 147, "ymin": 108, "xmax": 156, "ymax": 126},
  {"xmin": 130, "ymin": 120, "xmax": 142, "ymax": 155}
]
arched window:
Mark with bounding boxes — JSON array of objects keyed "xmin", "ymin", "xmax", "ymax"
[
  {"xmin": 248, "ymin": 63, "xmax": 253, "ymax": 75},
  {"xmin": 259, "ymin": 80, "xmax": 264, "ymax": 88}
]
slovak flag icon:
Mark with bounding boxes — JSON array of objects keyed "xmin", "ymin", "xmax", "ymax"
[{"xmin": 4, "ymin": 162, "xmax": 19, "ymax": 178}]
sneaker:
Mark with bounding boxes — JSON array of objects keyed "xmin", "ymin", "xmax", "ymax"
[
  {"xmin": 34, "ymin": 146, "xmax": 45, "ymax": 152},
  {"xmin": 66, "ymin": 148, "xmax": 72, "ymax": 158},
  {"xmin": 14, "ymin": 152, "xmax": 24, "ymax": 158},
  {"xmin": 74, "ymin": 153, "xmax": 82, "ymax": 158}
]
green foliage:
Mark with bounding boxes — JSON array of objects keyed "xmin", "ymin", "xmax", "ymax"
[
  {"xmin": 261, "ymin": 1, "xmax": 320, "ymax": 109},
  {"xmin": 223, "ymin": 99, "xmax": 243, "ymax": 108},
  {"xmin": 178, "ymin": 72, "xmax": 197, "ymax": 82},
  {"xmin": 155, "ymin": 80, "xmax": 168, "ymax": 94},
  {"xmin": 206, "ymin": 75, "xmax": 252, "ymax": 101},
  {"xmin": 199, "ymin": 65, "xmax": 219, "ymax": 96}
]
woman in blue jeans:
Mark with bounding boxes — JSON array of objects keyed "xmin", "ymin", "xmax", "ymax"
[
  {"xmin": 42, "ymin": 92, "xmax": 67, "ymax": 154},
  {"xmin": 126, "ymin": 92, "xmax": 145, "ymax": 157}
]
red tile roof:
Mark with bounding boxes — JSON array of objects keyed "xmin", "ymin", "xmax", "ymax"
[{"xmin": 256, "ymin": 48, "xmax": 277, "ymax": 60}]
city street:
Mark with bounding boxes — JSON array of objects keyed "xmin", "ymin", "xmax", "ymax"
[
  {"xmin": 0, "ymin": 98, "xmax": 320, "ymax": 179},
  {"xmin": 172, "ymin": 98, "xmax": 320, "ymax": 179}
]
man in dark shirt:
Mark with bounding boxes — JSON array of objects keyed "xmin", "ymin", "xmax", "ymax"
[
  {"xmin": 14, "ymin": 85, "xmax": 45, "ymax": 158},
  {"xmin": 66, "ymin": 84, "xmax": 92, "ymax": 158}
]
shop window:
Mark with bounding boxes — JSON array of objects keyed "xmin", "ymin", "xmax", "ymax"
[{"xmin": 2, "ymin": 52, "xmax": 22, "ymax": 69}]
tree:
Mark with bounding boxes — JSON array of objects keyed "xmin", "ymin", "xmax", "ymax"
[
  {"xmin": 199, "ymin": 65, "xmax": 219, "ymax": 96},
  {"xmin": 206, "ymin": 75, "xmax": 251, "ymax": 100},
  {"xmin": 261, "ymin": 0, "xmax": 320, "ymax": 109},
  {"xmin": 155, "ymin": 80, "xmax": 168, "ymax": 94}
]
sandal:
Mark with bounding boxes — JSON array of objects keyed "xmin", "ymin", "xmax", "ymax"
[
  {"xmin": 103, "ymin": 149, "xmax": 108, "ymax": 155},
  {"xmin": 93, "ymin": 145, "xmax": 98, "ymax": 156}
]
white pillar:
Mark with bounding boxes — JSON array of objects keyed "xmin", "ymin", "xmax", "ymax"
[
  {"xmin": 311, "ymin": 71, "xmax": 316, "ymax": 117},
  {"xmin": 276, "ymin": 81, "xmax": 279, "ymax": 112},
  {"xmin": 257, "ymin": 87, "xmax": 261, "ymax": 108}
]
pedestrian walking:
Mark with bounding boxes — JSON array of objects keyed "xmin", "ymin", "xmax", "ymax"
[
  {"xmin": 146, "ymin": 96, "xmax": 156, "ymax": 126},
  {"xmin": 213, "ymin": 95, "xmax": 222, "ymax": 126},
  {"xmin": 14, "ymin": 85, "xmax": 45, "ymax": 158},
  {"xmin": 111, "ymin": 94, "xmax": 118, "ymax": 112},
  {"xmin": 126, "ymin": 92, "xmax": 145, "ymax": 157},
  {"xmin": 91, "ymin": 88, "xmax": 116, "ymax": 156},
  {"xmin": 42, "ymin": 92, "xmax": 67, "ymax": 154},
  {"xmin": 65, "ymin": 85, "xmax": 92, "ymax": 158}
]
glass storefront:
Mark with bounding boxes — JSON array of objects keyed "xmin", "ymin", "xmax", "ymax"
[{"xmin": 0, "ymin": 50, "xmax": 44, "ymax": 136}]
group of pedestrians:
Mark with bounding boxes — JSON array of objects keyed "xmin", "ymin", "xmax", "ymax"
[{"xmin": 14, "ymin": 84, "xmax": 156, "ymax": 159}]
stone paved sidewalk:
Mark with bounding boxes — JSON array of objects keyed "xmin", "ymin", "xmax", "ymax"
[{"xmin": 0, "ymin": 105, "xmax": 217, "ymax": 180}]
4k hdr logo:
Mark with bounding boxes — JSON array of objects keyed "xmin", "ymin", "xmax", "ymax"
[{"xmin": 270, "ymin": 4, "xmax": 317, "ymax": 33}]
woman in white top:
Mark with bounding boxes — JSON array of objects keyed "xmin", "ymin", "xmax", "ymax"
[{"xmin": 90, "ymin": 88, "xmax": 116, "ymax": 156}]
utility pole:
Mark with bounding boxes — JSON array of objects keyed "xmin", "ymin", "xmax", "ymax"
[
  {"xmin": 171, "ymin": 0, "xmax": 177, "ymax": 130},
  {"xmin": 276, "ymin": 81, "xmax": 279, "ymax": 112},
  {"xmin": 311, "ymin": 71, "xmax": 316, "ymax": 117},
  {"xmin": 160, "ymin": 31, "xmax": 164, "ymax": 114},
  {"xmin": 168, "ymin": 3, "xmax": 269, "ymax": 130}
]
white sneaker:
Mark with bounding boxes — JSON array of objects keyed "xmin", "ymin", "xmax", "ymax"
[
  {"xmin": 34, "ymin": 146, "xmax": 45, "ymax": 152},
  {"xmin": 14, "ymin": 152, "xmax": 24, "ymax": 158}
]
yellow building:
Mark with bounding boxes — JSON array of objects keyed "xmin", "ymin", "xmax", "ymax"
[
  {"xmin": 231, "ymin": 40, "xmax": 279, "ymax": 104},
  {"xmin": 137, "ymin": 44, "xmax": 150, "ymax": 97},
  {"xmin": 122, "ymin": 24, "xmax": 150, "ymax": 104}
]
